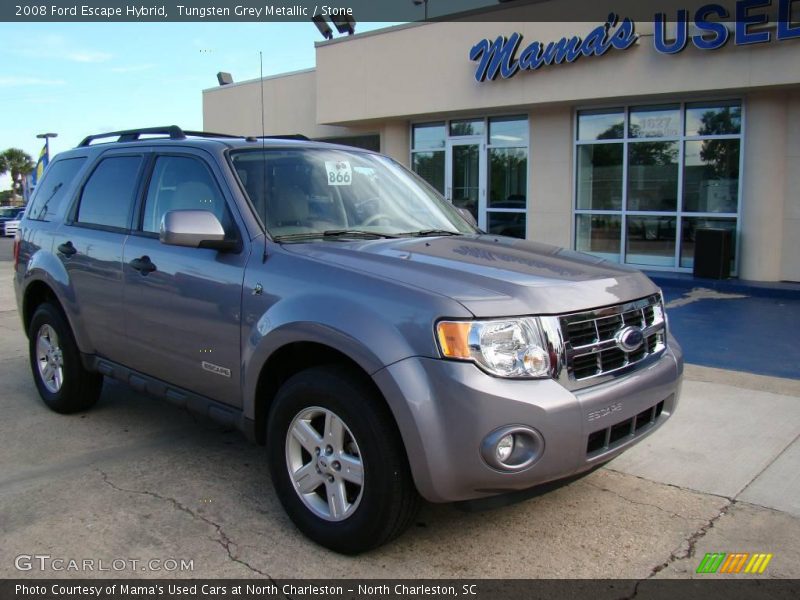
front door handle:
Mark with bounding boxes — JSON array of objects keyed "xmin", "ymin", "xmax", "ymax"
[
  {"xmin": 129, "ymin": 255, "xmax": 157, "ymax": 275},
  {"xmin": 57, "ymin": 241, "xmax": 77, "ymax": 257}
]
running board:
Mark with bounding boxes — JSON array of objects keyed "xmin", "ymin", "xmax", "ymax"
[{"xmin": 81, "ymin": 354, "xmax": 257, "ymax": 441}]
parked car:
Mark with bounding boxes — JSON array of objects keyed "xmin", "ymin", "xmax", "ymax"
[
  {"xmin": 0, "ymin": 206, "xmax": 24, "ymax": 236},
  {"xmin": 4, "ymin": 216, "xmax": 22, "ymax": 238},
  {"xmin": 13, "ymin": 126, "xmax": 683, "ymax": 554}
]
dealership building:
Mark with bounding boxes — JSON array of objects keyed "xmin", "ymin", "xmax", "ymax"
[{"xmin": 203, "ymin": 2, "xmax": 800, "ymax": 282}]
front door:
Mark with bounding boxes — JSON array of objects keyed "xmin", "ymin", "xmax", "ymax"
[
  {"xmin": 445, "ymin": 138, "xmax": 486, "ymax": 229},
  {"xmin": 122, "ymin": 150, "xmax": 247, "ymax": 407}
]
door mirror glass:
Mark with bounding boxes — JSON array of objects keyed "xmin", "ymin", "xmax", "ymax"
[{"xmin": 160, "ymin": 210, "xmax": 232, "ymax": 250}]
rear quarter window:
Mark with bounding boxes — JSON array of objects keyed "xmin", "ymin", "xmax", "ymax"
[
  {"xmin": 76, "ymin": 156, "xmax": 143, "ymax": 229},
  {"xmin": 26, "ymin": 157, "xmax": 87, "ymax": 222}
]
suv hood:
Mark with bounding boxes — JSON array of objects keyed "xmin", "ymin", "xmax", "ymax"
[{"xmin": 283, "ymin": 235, "xmax": 660, "ymax": 317}]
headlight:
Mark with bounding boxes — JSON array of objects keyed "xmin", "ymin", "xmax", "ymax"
[{"xmin": 436, "ymin": 317, "xmax": 551, "ymax": 378}]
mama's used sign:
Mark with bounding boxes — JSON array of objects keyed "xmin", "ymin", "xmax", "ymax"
[{"xmin": 470, "ymin": 0, "xmax": 799, "ymax": 83}]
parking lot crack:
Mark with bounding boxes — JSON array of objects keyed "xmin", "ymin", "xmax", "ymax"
[
  {"xmin": 585, "ymin": 481, "xmax": 688, "ymax": 520},
  {"xmin": 619, "ymin": 500, "xmax": 734, "ymax": 599},
  {"xmin": 97, "ymin": 469, "xmax": 272, "ymax": 580}
]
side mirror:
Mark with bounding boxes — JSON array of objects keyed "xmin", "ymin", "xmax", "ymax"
[
  {"xmin": 160, "ymin": 210, "xmax": 236, "ymax": 251},
  {"xmin": 456, "ymin": 207, "xmax": 478, "ymax": 228}
]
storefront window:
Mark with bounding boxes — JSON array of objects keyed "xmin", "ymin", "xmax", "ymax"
[
  {"xmin": 487, "ymin": 116, "xmax": 527, "ymax": 238},
  {"xmin": 576, "ymin": 214, "xmax": 621, "ymax": 260},
  {"xmin": 489, "ymin": 116, "xmax": 527, "ymax": 145},
  {"xmin": 626, "ymin": 216, "xmax": 677, "ymax": 267},
  {"xmin": 575, "ymin": 101, "xmax": 741, "ymax": 272},
  {"xmin": 680, "ymin": 217, "xmax": 736, "ymax": 269},
  {"xmin": 578, "ymin": 109, "xmax": 623, "ymax": 141},
  {"xmin": 626, "ymin": 141, "xmax": 679, "ymax": 211},
  {"xmin": 683, "ymin": 139, "xmax": 739, "ymax": 213},
  {"xmin": 629, "ymin": 105, "xmax": 680, "ymax": 138},
  {"xmin": 412, "ymin": 151, "xmax": 445, "ymax": 194},
  {"xmin": 412, "ymin": 123, "xmax": 445, "ymax": 149},
  {"xmin": 411, "ymin": 122, "xmax": 446, "ymax": 194},
  {"xmin": 576, "ymin": 144, "xmax": 622, "ymax": 210},
  {"xmin": 450, "ymin": 119, "xmax": 484, "ymax": 137},
  {"xmin": 488, "ymin": 212, "xmax": 527, "ymax": 238},
  {"xmin": 685, "ymin": 101, "xmax": 741, "ymax": 136},
  {"xmin": 488, "ymin": 148, "xmax": 526, "ymax": 209},
  {"xmin": 412, "ymin": 116, "xmax": 528, "ymax": 239}
]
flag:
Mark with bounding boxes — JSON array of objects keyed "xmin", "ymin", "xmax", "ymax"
[{"xmin": 31, "ymin": 144, "xmax": 48, "ymax": 186}]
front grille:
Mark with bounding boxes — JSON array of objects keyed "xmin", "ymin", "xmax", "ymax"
[
  {"xmin": 586, "ymin": 399, "xmax": 667, "ymax": 456},
  {"xmin": 560, "ymin": 294, "xmax": 666, "ymax": 384}
]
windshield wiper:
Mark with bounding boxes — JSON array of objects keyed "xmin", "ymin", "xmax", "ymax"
[
  {"xmin": 273, "ymin": 230, "xmax": 399, "ymax": 242},
  {"xmin": 399, "ymin": 229, "xmax": 461, "ymax": 237}
]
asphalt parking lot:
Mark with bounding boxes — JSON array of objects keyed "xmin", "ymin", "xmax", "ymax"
[{"xmin": 1, "ymin": 236, "xmax": 799, "ymax": 582}]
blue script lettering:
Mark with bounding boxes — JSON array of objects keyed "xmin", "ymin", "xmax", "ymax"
[{"xmin": 470, "ymin": 14, "xmax": 637, "ymax": 83}]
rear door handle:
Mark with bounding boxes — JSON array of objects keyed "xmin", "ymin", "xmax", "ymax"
[
  {"xmin": 129, "ymin": 255, "xmax": 157, "ymax": 275},
  {"xmin": 57, "ymin": 241, "xmax": 77, "ymax": 257}
]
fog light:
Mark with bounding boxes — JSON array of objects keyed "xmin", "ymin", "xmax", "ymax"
[
  {"xmin": 496, "ymin": 434, "xmax": 514, "ymax": 462},
  {"xmin": 481, "ymin": 425, "xmax": 545, "ymax": 472}
]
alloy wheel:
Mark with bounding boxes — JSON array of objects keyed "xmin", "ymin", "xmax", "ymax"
[{"xmin": 285, "ymin": 406, "xmax": 364, "ymax": 521}]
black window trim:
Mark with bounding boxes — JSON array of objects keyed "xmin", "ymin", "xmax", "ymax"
[
  {"xmin": 25, "ymin": 156, "xmax": 89, "ymax": 223},
  {"xmin": 66, "ymin": 151, "xmax": 148, "ymax": 234}
]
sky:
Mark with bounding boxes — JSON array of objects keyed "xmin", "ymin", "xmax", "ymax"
[{"xmin": 0, "ymin": 21, "xmax": 399, "ymax": 191}]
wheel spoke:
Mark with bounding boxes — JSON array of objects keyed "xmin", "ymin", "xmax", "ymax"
[
  {"xmin": 38, "ymin": 337, "xmax": 52, "ymax": 354},
  {"xmin": 291, "ymin": 419, "xmax": 323, "ymax": 453},
  {"xmin": 326, "ymin": 479, "xmax": 348, "ymax": 519},
  {"xmin": 41, "ymin": 363, "xmax": 54, "ymax": 381},
  {"xmin": 292, "ymin": 462, "xmax": 324, "ymax": 494},
  {"xmin": 338, "ymin": 454, "xmax": 363, "ymax": 486},
  {"xmin": 52, "ymin": 368, "xmax": 62, "ymax": 389},
  {"xmin": 324, "ymin": 411, "xmax": 345, "ymax": 451}
]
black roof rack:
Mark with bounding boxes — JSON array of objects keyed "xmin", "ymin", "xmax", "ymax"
[
  {"xmin": 78, "ymin": 126, "xmax": 187, "ymax": 147},
  {"xmin": 78, "ymin": 126, "xmax": 310, "ymax": 147},
  {"xmin": 252, "ymin": 134, "xmax": 310, "ymax": 141}
]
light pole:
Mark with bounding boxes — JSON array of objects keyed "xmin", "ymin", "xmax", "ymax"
[
  {"xmin": 413, "ymin": 0, "xmax": 429, "ymax": 20},
  {"xmin": 36, "ymin": 132, "xmax": 58, "ymax": 162}
]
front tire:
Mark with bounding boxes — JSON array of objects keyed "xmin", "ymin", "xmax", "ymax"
[
  {"xmin": 28, "ymin": 303, "xmax": 103, "ymax": 414},
  {"xmin": 267, "ymin": 366, "xmax": 420, "ymax": 554}
]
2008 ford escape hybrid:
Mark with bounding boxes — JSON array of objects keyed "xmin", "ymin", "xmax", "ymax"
[{"xmin": 13, "ymin": 126, "xmax": 683, "ymax": 554}]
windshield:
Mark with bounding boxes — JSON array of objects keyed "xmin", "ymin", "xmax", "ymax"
[
  {"xmin": 0, "ymin": 208, "xmax": 21, "ymax": 218},
  {"xmin": 230, "ymin": 148, "xmax": 477, "ymax": 240}
]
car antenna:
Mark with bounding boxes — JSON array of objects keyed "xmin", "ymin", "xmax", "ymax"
[{"xmin": 259, "ymin": 50, "xmax": 268, "ymax": 262}]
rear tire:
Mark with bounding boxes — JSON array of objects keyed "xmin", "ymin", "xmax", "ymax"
[
  {"xmin": 28, "ymin": 303, "xmax": 103, "ymax": 414},
  {"xmin": 267, "ymin": 366, "xmax": 420, "ymax": 554}
]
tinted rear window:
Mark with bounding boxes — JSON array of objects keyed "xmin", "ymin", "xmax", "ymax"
[
  {"xmin": 27, "ymin": 158, "xmax": 86, "ymax": 222},
  {"xmin": 77, "ymin": 156, "xmax": 142, "ymax": 229}
]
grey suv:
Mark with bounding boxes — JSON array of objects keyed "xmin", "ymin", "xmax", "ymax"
[{"xmin": 13, "ymin": 126, "xmax": 683, "ymax": 554}]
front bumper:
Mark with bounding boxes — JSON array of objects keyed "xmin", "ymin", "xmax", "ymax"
[{"xmin": 373, "ymin": 338, "xmax": 683, "ymax": 503}]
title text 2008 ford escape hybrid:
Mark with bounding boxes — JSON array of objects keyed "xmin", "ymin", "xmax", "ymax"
[{"xmin": 14, "ymin": 127, "xmax": 683, "ymax": 553}]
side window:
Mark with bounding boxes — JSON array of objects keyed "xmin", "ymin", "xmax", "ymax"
[
  {"xmin": 76, "ymin": 156, "xmax": 142, "ymax": 229},
  {"xmin": 141, "ymin": 155, "xmax": 232, "ymax": 234},
  {"xmin": 27, "ymin": 158, "xmax": 86, "ymax": 221}
]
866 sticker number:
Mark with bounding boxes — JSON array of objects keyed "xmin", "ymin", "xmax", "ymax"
[{"xmin": 325, "ymin": 161, "xmax": 352, "ymax": 186}]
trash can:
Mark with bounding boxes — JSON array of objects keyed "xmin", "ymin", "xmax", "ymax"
[{"xmin": 693, "ymin": 227, "xmax": 732, "ymax": 279}]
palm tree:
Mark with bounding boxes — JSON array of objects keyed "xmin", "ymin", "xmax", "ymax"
[{"xmin": 0, "ymin": 148, "xmax": 35, "ymax": 203}]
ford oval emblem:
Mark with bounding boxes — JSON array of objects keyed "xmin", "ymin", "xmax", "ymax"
[{"xmin": 615, "ymin": 326, "xmax": 644, "ymax": 353}]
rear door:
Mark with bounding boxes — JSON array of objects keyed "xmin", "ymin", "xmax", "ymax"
[
  {"xmin": 56, "ymin": 151, "xmax": 146, "ymax": 359},
  {"xmin": 122, "ymin": 149, "xmax": 248, "ymax": 406}
]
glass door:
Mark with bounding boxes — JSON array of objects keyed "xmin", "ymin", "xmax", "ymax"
[{"xmin": 445, "ymin": 137, "xmax": 485, "ymax": 228}]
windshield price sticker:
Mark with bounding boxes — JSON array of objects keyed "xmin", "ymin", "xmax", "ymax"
[{"xmin": 325, "ymin": 161, "xmax": 352, "ymax": 186}]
